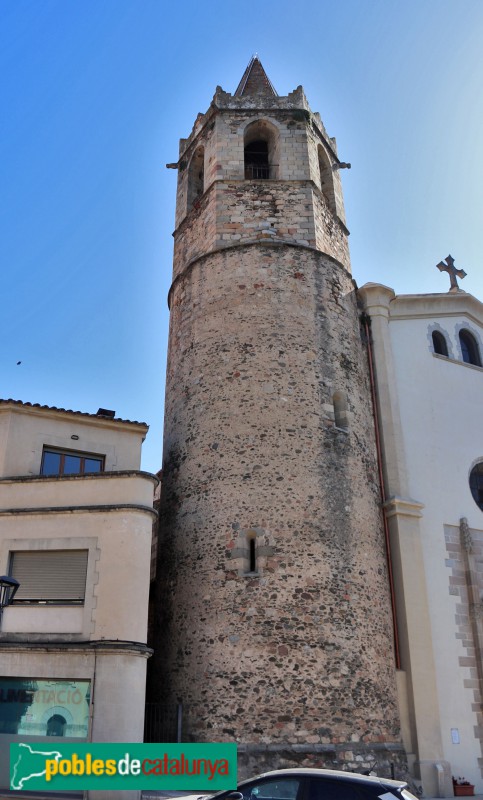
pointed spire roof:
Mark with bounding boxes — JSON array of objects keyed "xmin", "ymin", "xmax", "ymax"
[{"xmin": 234, "ymin": 56, "xmax": 278, "ymax": 98}]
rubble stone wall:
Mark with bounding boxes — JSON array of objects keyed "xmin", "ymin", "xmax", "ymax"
[{"xmin": 155, "ymin": 242, "xmax": 401, "ymax": 753}]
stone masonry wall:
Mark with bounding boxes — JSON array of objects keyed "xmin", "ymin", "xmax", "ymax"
[
  {"xmin": 153, "ymin": 242, "xmax": 401, "ymax": 758},
  {"xmin": 445, "ymin": 521, "xmax": 483, "ymax": 774},
  {"xmin": 173, "ymin": 181, "xmax": 349, "ymax": 282},
  {"xmin": 173, "ymin": 101, "xmax": 350, "ymax": 273}
]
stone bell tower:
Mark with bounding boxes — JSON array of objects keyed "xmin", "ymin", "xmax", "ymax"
[{"xmin": 152, "ymin": 57, "xmax": 404, "ymax": 775}]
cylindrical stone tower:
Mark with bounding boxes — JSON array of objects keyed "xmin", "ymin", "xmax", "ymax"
[{"xmin": 151, "ymin": 58, "xmax": 404, "ymax": 775}]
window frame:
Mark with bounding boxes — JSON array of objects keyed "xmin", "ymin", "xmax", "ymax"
[
  {"xmin": 8, "ymin": 549, "xmax": 89, "ymax": 604},
  {"xmin": 432, "ymin": 330, "xmax": 449, "ymax": 357},
  {"xmin": 459, "ymin": 329, "xmax": 481, "ymax": 367},
  {"xmin": 469, "ymin": 462, "xmax": 483, "ymax": 512},
  {"xmin": 40, "ymin": 447, "xmax": 104, "ymax": 477},
  {"xmin": 243, "ymin": 118, "xmax": 280, "ymax": 181},
  {"xmin": 0, "ymin": 677, "xmax": 90, "ymax": 739}
]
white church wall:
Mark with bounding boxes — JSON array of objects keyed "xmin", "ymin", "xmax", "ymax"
[{"xmin": 388, "ymin": 300, "xmax": 483, "ymax": 789}]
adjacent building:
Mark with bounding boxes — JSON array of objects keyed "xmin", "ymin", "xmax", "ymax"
[
  {"xmin": 360, "ymin": 283, "xmax": 483, "ymax": 794},
  {"xmin": 0, "ymin": 398, "xmax": 157, "ymax": 799}
]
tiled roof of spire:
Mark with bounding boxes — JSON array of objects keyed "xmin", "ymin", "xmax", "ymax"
[{"xmin": 234, "ymin": 56, "xmax": 278, "ymax": 98}]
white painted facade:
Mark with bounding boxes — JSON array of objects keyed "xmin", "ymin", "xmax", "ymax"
[
  {"xmin": 0, "ymin": 400, "xmax": 157, "ymax": 800},
  {"xmin": 360, "ymin": 285, "xmax": 483, "ymax": 794}
]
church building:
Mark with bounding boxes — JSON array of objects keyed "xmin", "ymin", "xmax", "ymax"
[{"xmin": 360, "ymin": 277, "xmax": 483, "ymax": 794}]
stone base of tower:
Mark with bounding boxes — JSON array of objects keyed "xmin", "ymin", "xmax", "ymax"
[{"xmin": 237, "ymin": 742, "xmax": 408, "ymax": 781}]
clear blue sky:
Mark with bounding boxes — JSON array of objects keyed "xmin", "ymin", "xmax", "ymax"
[{"xmin": 1, "ymin": 0, "xmax": 482, "ymax": 473}]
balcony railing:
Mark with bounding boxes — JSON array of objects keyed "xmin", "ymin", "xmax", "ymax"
[{"xmin": 245, "ymin": 163, "xmax": 271, "ymax": 179}]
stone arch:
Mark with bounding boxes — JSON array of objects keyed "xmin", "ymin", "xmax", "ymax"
[
  {"xmin": 459, "ymin": 328, "xmax": 481, "ymax": 366},
  {"xmin": 187, "ymin": 145, "xmax": 205, "ymax": 211},
  {"xmin": 243, "ymin": 119, "xmax": 280, "ymax": 180},
  {"xmin": 41, "ymin": 705, "xmax": 73, "ymax": 737},
  {"xmin": 427, "ymin": 322, "xmax": 453, "ymax": 358},
  {"xmin": 318, "ymin": 144, "xmax": 336, "ymax": 213},
  {"xmin": 454, "ymin": 321, "xmax": 483, "ymax": 367}
]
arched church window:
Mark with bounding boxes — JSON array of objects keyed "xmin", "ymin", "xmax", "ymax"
[
  {"xmin": 459, "ymin": 329, "xmax": 481, "ymax": 366},
  {"xmin": 47, "ymin": 714, "xmax": 67, "ymax": 737},
  {"xmin": 317, "ymin": 145, "xmax": 336, "ymax": 213},
  {"xmin": 187, "ymin": 146, "xmax": 205, "ymax": 211},
  {"xmin": 244, "ymin": 120, "xmax": 279, "ymax": 180},
  {"xmin": 470, "ymin": 463, "xmax": 483, "ymax": 511},
  {"xmin": 432, "ymin": 331, "xmax": 448, "ymax": 356}
]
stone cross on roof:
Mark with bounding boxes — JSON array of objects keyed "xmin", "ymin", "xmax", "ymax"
[{"xmin": 436, "ymin": 254, "xmax": 467, "ymax": 292}]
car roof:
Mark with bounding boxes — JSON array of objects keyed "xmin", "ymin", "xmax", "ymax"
[{"xmin": 240, "ymin": 768, "xmax": 407, "ymax": 789}]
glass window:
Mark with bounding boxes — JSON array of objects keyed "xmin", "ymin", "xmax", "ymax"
[
  {"xmin": 63, "ymin": 455, "xmax": 82, "ymax": 474},
  {"xmin": 0, "ymin": 678, "xmax": 90, "ymax": 738},
  {"xmin": 470, "ymin": 463, "xmax": 483, "ymax": 511},
  {"xmin": 459, "ymin": 330, "xmax": 481, "ymax": 366},
  {"xmin": 84, "ymin": 458, "xmax": 102, "ymax": 473},
  {"xmin": 41, "ymin": 451, "xmax": 61, "ymax": 475},
  {"xmin": 242, "ymin": 779, "xmax": 301, "ymax": 800},
  {"xmin": 41, "ymin": 448, "xmax": 104, "ymax": 476},
  {"xmin": 307, "ymin": 778, "xmax": 382, "ymax": 800}
]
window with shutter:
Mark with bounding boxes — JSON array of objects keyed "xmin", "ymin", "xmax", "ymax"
[{"xmin": 9, "ymin": 550, "xmax": 88, "ymax": 603}]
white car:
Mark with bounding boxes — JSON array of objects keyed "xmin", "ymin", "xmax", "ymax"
[{"xmin": 157, "ymin": 767, "xmax": 418, "ymax": 800}]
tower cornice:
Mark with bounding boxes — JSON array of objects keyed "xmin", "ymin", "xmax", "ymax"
[{"xmin": 167, "ymin": 238, "xmax": 354, "ymax": 310}]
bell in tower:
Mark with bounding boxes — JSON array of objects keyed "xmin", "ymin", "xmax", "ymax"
[{"xmin": 150, "ymin": 57, "xmax": 404, "ymax": 777}]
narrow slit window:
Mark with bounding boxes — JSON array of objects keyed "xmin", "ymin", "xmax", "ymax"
[
  {"xmin": 249, "ymin": 538, "xmax": 256, "ymax": 573},
  {"xmin": 333, "ymin": 391, "xmax": 349, "ymax": 430}
]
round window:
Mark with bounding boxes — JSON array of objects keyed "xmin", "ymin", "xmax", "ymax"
[{"xmin": 469, "ymin": 463, "xmax": 483, "ymax": 511}]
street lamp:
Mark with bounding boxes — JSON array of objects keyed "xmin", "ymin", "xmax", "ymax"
[{"xmin": 0, "ymin": 576, "xmax": 19, "ymax": 622}]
